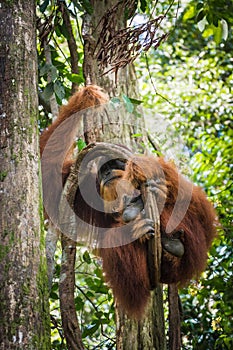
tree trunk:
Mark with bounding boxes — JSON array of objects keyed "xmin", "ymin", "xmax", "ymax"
[
  {"xmin": 116, "ymin": 287, "xmax": 165, "ymax": 350},
  {"xmin": 82, "ymin": 0, "xmax": 147, "ymax": 148},
  {"xmin": 59, "ymin": 236, "xmax": 84, "ymax": 350},
  {"xmin": 0, "ymin": 1, "xmax": 50, "ymax": 348},
  {"xmin": 168, "ymin": 285, "xmax": 181, "ymax": 350},
  {"xmin": 82, "ymin": 1, "xmax": 166, "ymax": 348}
]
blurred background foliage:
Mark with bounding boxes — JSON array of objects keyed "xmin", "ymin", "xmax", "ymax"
[{"xmin": 37, "ymin": 0, "xmax": 233, "ymax": 348}]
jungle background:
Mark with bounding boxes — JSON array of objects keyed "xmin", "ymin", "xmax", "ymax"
[{"xmin": 0, "ymin": 0, "xmax": 232, "ymax": 349}]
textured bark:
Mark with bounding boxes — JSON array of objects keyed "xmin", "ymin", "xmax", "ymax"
[
  {"xmin": 116, "ymin": 287, "xmax": 165, "ymax": 350},
  {"xmin": 82, "ymin": 0, "xmax": 147, "ymax": 150},
  {"xmin": 59, "ymin": 235, "xmax": 84, "ymax": 350},
  {"xmin": 0, "ymin": 1, "xmax": 50, "ymax": 349},
  {"xmin": 168, "ymin": 285, "xmax": 181, "ymax": 350},
  {"xmin": 82, "ymin": 1, "xmax": 166, "ymax": 348},
  {"xmin": 60, "ymin": 2, "xmax": 80, "ymax": 95}
]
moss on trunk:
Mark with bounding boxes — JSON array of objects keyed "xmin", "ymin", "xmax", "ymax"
[{"xmin": 0, "ymin": 1, "xmax": 51, "ymax": 348}]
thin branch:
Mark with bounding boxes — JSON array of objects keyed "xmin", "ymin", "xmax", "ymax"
[
  {"xmin": 149, "ymin": 0, "xmax": 159, "ymax": 20},
  {"xmin": 147, "ymin": 132, "xmax": 162, "ymax": 154},
  {"xmin": 73, "ymin": 5, "xmax": 84, "ymax": 46},
  {"xmin": 59, "ymin": 2, "xmax": 80, "ymax": 94},
  {"xmin": 59, "ymin": 235, "xmax": 84, "ymax": 350},
  {"xmin": 50, "ymin": 315, "xmax": 65, "ymax": 342},
  {"xmin": 168, "ymin": 284, "xmax": 182, "ymax": 350},
  {"xmin": 144, "ymin": 53, "xmax": 176, "ymax": 105},
  {"xmin": 76, "ymin": 284, "xmax": 115, "ymax": 343}
]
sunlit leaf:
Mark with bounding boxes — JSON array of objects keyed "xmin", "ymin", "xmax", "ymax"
[
  {"xmin": 221, "ymin": 19, "xmax": 228, "ymax": 41},
  {"xmin": 77, "ymin": 138, "xmax": 86, "ymax": 151},
  {"xmin": 183, "ymin": 5, "xmax": 195, "ymax": 21},
  {"xmin": 197, "ymin": 17, "xmax": 207, "ymax": 32},
  {"xmin": 213, "ymin": 21, "xmax": 222, "ymax": 45}
]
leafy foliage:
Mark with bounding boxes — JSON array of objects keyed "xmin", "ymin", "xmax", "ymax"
[{"xmin": 50, "ymin": 246, "xmax": 115, "ymax": 349}]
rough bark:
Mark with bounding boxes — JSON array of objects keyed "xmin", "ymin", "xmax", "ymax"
[
  {"xmin": 81, "ymin": 1, "xmax": 166, "ymax": 348},
  {"xmin": 0, "ymin": 1, "xmax": 50, "ymax": 349},
  {"xmin": 60, "ymin": 2, "xmax": 80, "ymax": 95},
  {"xmin": 116, "ymin": 287, "xmax": 165, "ymax": 350},
  {"xmin": 168, "ymin": 285, "xmax": 181, "ymax": 350},
  {"xmin": 82, "ymin": 0, "xmax": 147, "ymax": 150},
  {"xmin": 59, "ymin": 235, "xmax": 84, "ymax": 350}
]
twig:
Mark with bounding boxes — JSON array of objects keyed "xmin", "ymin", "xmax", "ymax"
[
  {"xmin": 144, "ymin": 53, "xmax": 175, "ymax": 105},
  {"xmin": 60, "ymin": 2, "xmax": 80, "ymax": 94}
]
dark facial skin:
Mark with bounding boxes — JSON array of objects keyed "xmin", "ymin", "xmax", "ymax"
[
  {"xmin": 122, "ymin": 194, "xmax": 144, "ymax": 222},
  {"xmin": 98, "ymin": 159, "xmax": 126, "ymax": 185}
]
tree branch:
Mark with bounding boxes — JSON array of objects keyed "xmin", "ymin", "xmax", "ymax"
[
  {"xmin": 60, "ymin": 2, "xmax": 80, "ymax": 94},
  {"xmin": 59, "ymin": 234, "xmax": 84, "ymax": 350}
]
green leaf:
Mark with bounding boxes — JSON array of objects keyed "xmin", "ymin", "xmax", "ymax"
[
  {"xmin": 82, "ymin": 323, "xmax": 99, "ymax": 338},
  {"xmin": 197, "ymin": 17, "xmax": 207, "ymax": 32},
  {"xmin": 122, "ymin": 94, "xmax": 134, "ymax": 113},
  {"xmin": 206, "ymin": 12, "xmax": 213, "ymax": 25},
  {"xmin": 196, "ymin": 10, "xmax": 206, "ymax": 23},
  {"xmin": 54, "ymin": 25, "xmax": 61, "ymax": 37},
  {"xmin": 75, "ymin": 296, "xmax": 84, "ymax": 310},
  {"xmin": 50, "ymin": 291, "xmax": 59, "ymax": 300},
  {"xmin": 213, "ymin": 16, "xmax": 219, "ymax": 27},
  {"xmin": 213, "ymin": 22, "xmax": 222, "ymax": 45},
  {"xmin": 86, "ymin": 291, "xmax": 94, "ymax": 298},
  {"xmin": 59, "ymin": 23, "xmax": 70, "ymax": 40},
  {"xmin": 50, "ymin": 282, "xmax": 59, "ymax": 292},
  {"xmin": 40, "ymin": 0, "xmax": 49, "ymax": 13},
  {"xmin": 52, "ymin": 59, "xmax": 66, "ymax": 70},
  {"xmin": 83, "ymin": 250, "xmax": 91, "ymax": 264},
  {"xmin": 79, "ymin": 0, "xmax": 93, "ymax": 15},
  {"xmin": 39, "ymin": 63, "xmax": 50, "ymax": 77},
  {"xmin": 95, "ymin": 311, "xmax": 103, "ymax": 318},
  {"xmin": 128, "ymin": 97, "xmax": 143, "ymax": 105},
  {"xmin": 43, "ymin": 82, "xmax": 54, "ymax": 100},
  {"xmin": 95, "ymin": 285, "xmax": 109, "ymax": 294},
  {"xmin": 50, "ymin": 66, "xmax": 58, "ymax": 82},
  {"xmin": 110, "ymin": 97, "xmax": 121, "ymax": 104},
  {"xmin": 94, "ymin": 267, "xmax": 103, "ymax": 278},
  {"xmin": 140, "ymin": 0, "xmax": 147, "ymax": 12},
  {"xmin": 54, "ymin": 80, "xmax": 65, "ymax": 100},
  {"xmin": 67, "ymin": 73, "xmax": 84, "ymax": 84},
  {"xmin": 77, "ymin": 138, "xmax": 86, "ymax": 151},
  {"xmin": 40, "ymin": 64, "xmax": 57, "ymax": 81},
  {"xmin": 183, "ymin": 5, "xmax": 195, "ymax": 21},
  {"xmin": 196, "ymin": 2, "xmax": 203, "ymax": 11},
  {"xmin": 132, "ymin": 133, "xmax": 142, "ymax": 138}
]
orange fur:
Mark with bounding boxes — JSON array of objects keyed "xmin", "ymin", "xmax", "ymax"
[
  {"xmin": 40, "ymin": 85, "xmax": 108, "ymax": 157},
  {"xmin": 123, "ymin": 156, "xmax": 217, "ymax": 284},
  {"xmin": 40, "ymin": 86, "xmax": 217, "ymax": 320},
  {"xmin": 40, "ymin": 85, "xmax": 108, "ymax": 221},
  {"xmin": 98, "ymin": 156, "xmax": 217, "ymax": 319}
]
